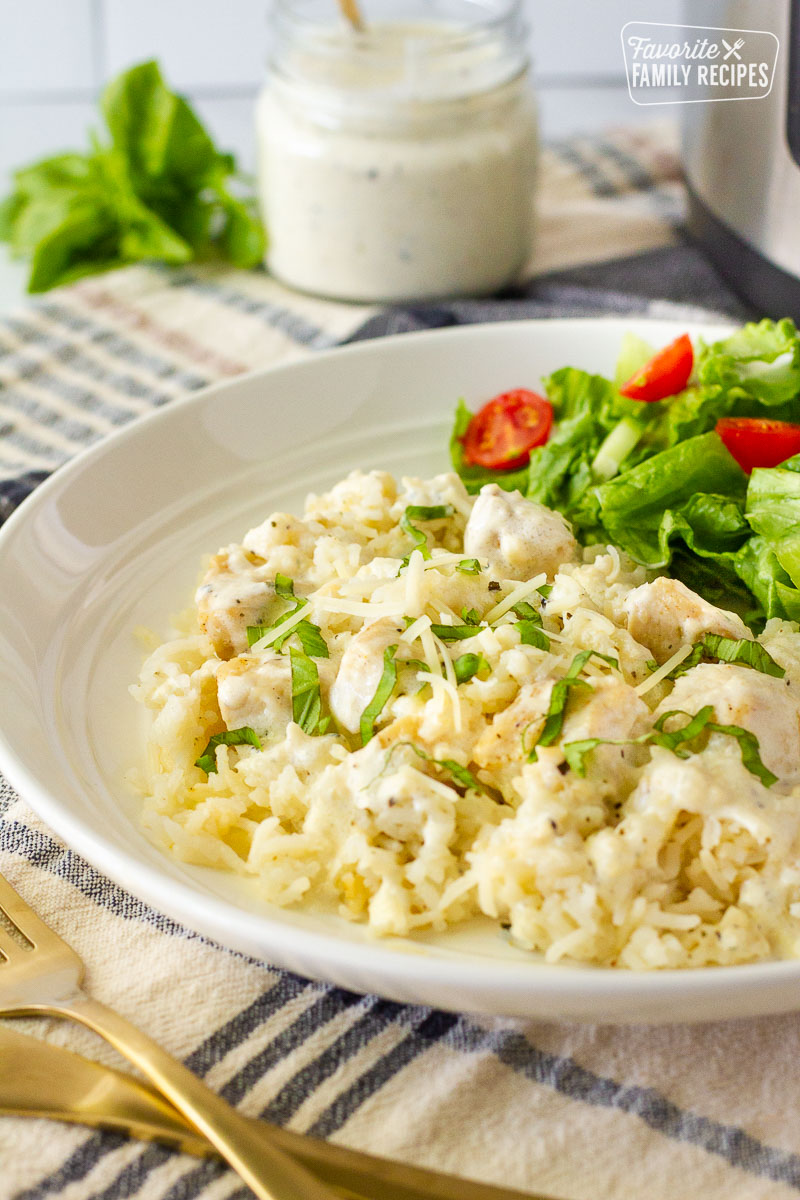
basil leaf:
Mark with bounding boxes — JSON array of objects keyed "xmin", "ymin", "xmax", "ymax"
[
  {"xmin": 707, "ymin": 721, "xmax": 778, "ymax": 787},
  {"xmin": 528, "ymin": 650, "xmax": 619, "ymax": 761},
  {"xmin": 454, "ymin": 653, "xmax": 489, "ymax": 684},
  {"xmin": 294, "ymin": 620, "xmax": 329, "ymax": 659},
  {"xmin": 360, "ymin": 645, "xmax": 398, "ymax": 745},
  {"xmin": 461, "ymin": 607, "xmax": 481, "ymax": 625},
  {"xmin": 195, "ymin": 726, "xmax": 261, "ymax": 774},
  {"xmin": 511, "ymin": 600, "xmax": 550, "ymax": 650},
  {"xmin": 399, "ymin": 505, "xmax": 454, "ymax": 567},
  {"xmin": 456, "ymin": 558, "xmax": 482, "ymax": 574},
  {"xmin": 429, "ymin": 624, "xmax": 478, "ymax": 641},
  {"xmin": 405, "ymin": 504, "xmax": 453, "ymax": 521},
  {"xmin": 538, "ymin": 584, "xmax": 553, "ymax": 599},
  {"xmin": 379, "ymin": 740, "xmax": 486, "ymax": 794},
  {"xmin": 670, "ymin": 633, "xmax": 784, "ymax": 679},
  {"xmin": 565, "ymin": 706, "xmax": 778, "ymax": 787},
  {"xmin": 275, "ymin": 573, "xmax": 299, "ymax": 603},
  {"xmin": 246, "ymin": 575, "xmax": 311, "ymax": 651},
  {"xmin": 289, "ymin": 646, "xmax": 330, "ymax": 735}
]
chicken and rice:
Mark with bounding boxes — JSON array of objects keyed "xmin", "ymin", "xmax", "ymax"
[{"xmin": 132, "ymin": 470, "xmax": 800, "ymax": 969}]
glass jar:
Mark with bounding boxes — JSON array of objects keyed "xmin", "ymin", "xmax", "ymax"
[{"xmin": 256, "ymin": 0, "xmax": 538, "ymax": 303}]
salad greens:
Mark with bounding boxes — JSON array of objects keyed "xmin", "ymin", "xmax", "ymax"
[
  {"xmin": 0, "ymin": 61, "xmax": 265, "ymax": 293},
  {"xmin": 450, "ymin": 319, "xmax": 800, "ymax": 626}
]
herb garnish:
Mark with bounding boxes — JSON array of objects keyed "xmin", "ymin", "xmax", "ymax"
[
  {"xmin": 0, "ymin": 61, "xmax": 265, "ymax": 293},
  {"xmin": 511, "ymin": 600, "xmax": 550, "ymax": 651},
  {"xmin": 195, "ymin": 727, "xmax": 261, "ymax": 775},
  {"xmin": 360, "ymin": 645, "xmax": 399, "ymax": 745},
  {"xmin": 379, "ymin": 741, "xmax": 486, "ymax": 793},
  {"xmin": 289, "ymin": 647, "xmax": 331, "ymax": 736},
  {"xmin": 668, "ymin": 634, "xmax": 784, "ymax": 680},
  {"xmin": 399, "ymin": 505, "xmax": 454, "ymax": 568},
  {"xmin": 429, "ymin": 624, "xmax": 479, "ymax": 641},
  {"xmin": 564, "ymin": 705, "xmax": 777, "ymax": 786},
  {"xmin": 247, "ymin": 574, "xmax": 328, "ymax": 658},
  {"xmin": 456, "ymin": 558, "xmax": 482, "ymax": 574},
  {"xmin": 527, "ymin": 650, "xmax": 619, "ymax": 761},
  {"xmin": 454, "ymin": 653, "xmax": 490, "ymax": 684}
]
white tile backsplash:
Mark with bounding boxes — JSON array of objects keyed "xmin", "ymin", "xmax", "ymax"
[
  {"xmin": 102, "ymin": 0, "xmax": 270, "ymax": 89},
  {"xmin": 530, "ymin": 0, "xmax": 683, "ymax": 82},
  {"xmin": 0, "ymin": 0, "xmax": 96, "ymax": 95}
]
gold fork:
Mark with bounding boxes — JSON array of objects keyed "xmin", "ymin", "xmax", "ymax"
[{"xmin": 0, "ymin": 870, "xmax": 345, "ymax": 1200}]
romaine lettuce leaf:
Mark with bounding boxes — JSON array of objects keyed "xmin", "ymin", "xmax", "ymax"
[
  {"xmin": 746, "ymin": 453, "xmax": 800, "ymax": 589},
  {"xmin": 594, "ymin": 432, "xmax": 747, "ymax": 566},
  {"xmin": 697, "ymin": 318, "xmax": 800, "ymax": 406}
]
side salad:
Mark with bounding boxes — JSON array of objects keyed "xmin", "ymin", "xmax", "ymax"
[{"xmin": 450, "ymin": 318, "xmax": 800, "ymax": 626}]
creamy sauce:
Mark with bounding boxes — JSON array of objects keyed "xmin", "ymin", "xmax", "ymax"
[{"xmin": 256, "ymin": 20, "xmax": 538, "ymax": 302}]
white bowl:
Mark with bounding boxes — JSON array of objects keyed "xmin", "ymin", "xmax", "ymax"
[{"xmin": 6, "ymin": 314, "xmax": 795, "ymax": 1026}]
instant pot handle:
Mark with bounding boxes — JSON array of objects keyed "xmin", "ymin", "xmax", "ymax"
[{"xmin": 787, "ymin": 0, "xmax": 800, "ymax": 167}]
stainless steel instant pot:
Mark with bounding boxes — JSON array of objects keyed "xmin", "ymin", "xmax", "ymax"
[{"xmin": 682, "ymin": 0, "xmax": 800, "ymax": 316}]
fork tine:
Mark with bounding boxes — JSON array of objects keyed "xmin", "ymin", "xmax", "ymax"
[{"xmin": 0, "ymin": 872, "xmax": 62, "ymax": 949}]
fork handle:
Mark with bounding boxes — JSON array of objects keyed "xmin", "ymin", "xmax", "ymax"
[{"xmin": 51, "ymin": 992, "xmax": 343, "ymax": 1200}]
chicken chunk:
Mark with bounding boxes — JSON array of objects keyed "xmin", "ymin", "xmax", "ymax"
[
  {"xmin": 196, "ymin": 549, "xmax": 276, "ymax": 659},
  {"xmin": 329, "ymin": 617, "xmax": 407, "ymax": 734},
  {"xmin": 463, "ymin": 485, "xmax": 577, "ymax": 581},
  {"xmin": 216, "ymin": 652, "xmax": 293, "ymax": 740},
  {"xmin": 657, "ymin": 662, "xmax": 800, "ymax": 780},
  {"xmin": 621, "ymin": 577, "xmax": 750, "ymax": 664},
  {"xmin": 474, "ymin": 680, "xmax": 554, "ymax": 768},
  {"xmin": 563, "ymin": 675, "xmax": 650, "ymax": 745}
]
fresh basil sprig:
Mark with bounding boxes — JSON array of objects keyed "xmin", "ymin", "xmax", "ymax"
[
  {"xmin": 564, "ymin": 704, "xmax": 777, "ymax": 787},
  {"xmin": 195, "ymin": 727, "xmax": 261, "ymax": 775},
  {"xmin": 527, "ymin": 650, "xmax": 619, "ymax": 761},
  {"xmin": 0, "ymin": 60, "xmax": 265, "ymax": 293},
  {"xmin": 360, "ymin": 645, "xmax": 398, "ymax": 745}
]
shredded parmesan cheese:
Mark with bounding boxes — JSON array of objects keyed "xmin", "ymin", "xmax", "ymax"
[
  {"xmin": 402, "ymin": 615, "xmax": 432, "ymax": 644},
  {"xmin": 484, "ymin": 574, "xmax": 547, "ymax": 623},
  {"xmin": 635, "ymin": 643, "xmax": 694, "ymax": 696}
]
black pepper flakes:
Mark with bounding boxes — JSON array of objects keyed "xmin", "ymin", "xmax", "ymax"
[
  {"xmin": 488, "ymin": 581, "xmax": 501, "ymax": 591},
  {"xmin": 556, "ymin": 761, "xmax": 570, "ymax": 776}
]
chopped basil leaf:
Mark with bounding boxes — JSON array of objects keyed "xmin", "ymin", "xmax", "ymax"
[
  {"xmin": 399, "ymin": 504, "xmax": 454, "ymax": 568},
  {"xmin": 650, "ymin": 706, "xmax": 715, "ymax": 757},
  {"xmin": 289, "ymin": 647, "xmax": 329, "ymax": 735},
  {"xmin": 274, "ymin": 573, "xmax": 297, "ymax": 602},
  {"xmin": 564, "ymin": 705, "xmax": 777, "ymax": 786},
  {"xmin": 360, "ymin": 644, "xmax": 398, "ymax": 745},
  {"xmin": 379, "ymin": 740, "xmax": 486, "ymax": 793},
  {"xmin": 528, "ymin": 650, "xmax": 619, "ymax": 761},
  {"xmin": 461, "ymin": 607, "xmax": 481, "ymax": 625},
  {"xmin": 398, "ymin": 657, "xmax": 430, "ymax": 672},
  {"xmin": 246, "ymin": 573, "xmax": 309, "ymax": 651},
  {"xmin": 537, "ymin": 584, "xmax": 553, "ymax": 598},
  {"xmin": 511, "ymin": 600, "xmax": 549, "ymax": 651},
  {"xmin": 645, "ymin": 659, "xmax": 659, "ymax": 674},
  {"xmin": 454, "ymin": 652, "xmax": 489, "ymax": 684},
  {"xmin": 669, "ymin": 634, "xmax": 785, "ymax": 679},
  {"xmin": 293, "ymin": 619, "xmax": 329, "ymax": 659},
  {"xmin": 708, "ymin": 721, "xmax": 778, "ymax": 787},
  {"xmin": 195, "ymin": 726, "xmax": 261, "ymax": 774},
  {"xmin": 456, "ymin": 558, "xmax": 481, "ymax": 574},
  {"xmin": 429, "ymin": 624, "xmax": 478, "ymax": 640}
]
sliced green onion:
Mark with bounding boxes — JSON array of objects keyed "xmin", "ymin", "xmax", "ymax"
[{"xmin": 195, "ymin": 727, "xmax": 261, "ymax": 775}]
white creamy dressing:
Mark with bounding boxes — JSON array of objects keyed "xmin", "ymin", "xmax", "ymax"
[{"xmin": 256, "ymin": 19, "xmax": 538, "ymax": 302}]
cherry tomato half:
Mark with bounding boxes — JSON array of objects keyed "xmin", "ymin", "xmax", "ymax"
[
  {"xmin": 716, "ymin": 417, "xmax": 800, "ymax": 474},
  {"xmin": 619, "ymin": 333, "xmax": 694, "ymax": 402},
  {"xmin": 462, "ymin": 389, "xmax": 553, "ymax": 470}
]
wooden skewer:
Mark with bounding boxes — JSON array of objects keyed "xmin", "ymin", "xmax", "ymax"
[{"xmin": 338, "ymin": 0, "xmax": 365, "ymax": 31}]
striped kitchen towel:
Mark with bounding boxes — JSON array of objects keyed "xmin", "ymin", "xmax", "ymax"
[{"xmin": 2, "ymin": 122, "xmax": 796, "ymax": 1200}]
